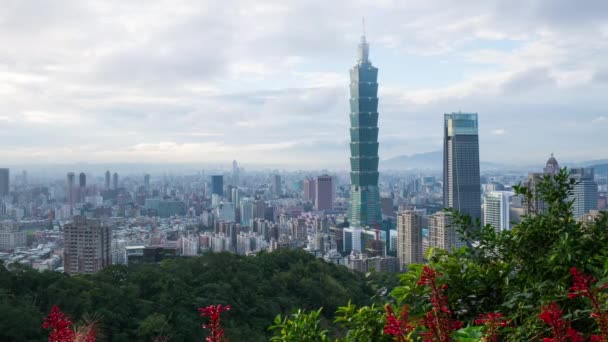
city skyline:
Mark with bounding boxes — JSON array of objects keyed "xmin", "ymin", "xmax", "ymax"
[{"xmin": 2, "ymin": 1, "xmax": 608, "ymax": 168}]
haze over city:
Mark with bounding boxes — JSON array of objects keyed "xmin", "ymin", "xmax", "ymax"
[{"xmin": 2, "ymin": 0, "xmax": 608, "ymax": 169}]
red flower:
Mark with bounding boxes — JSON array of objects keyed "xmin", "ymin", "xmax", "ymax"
[
  {"xmin": 43, "ymin": 305, "xmax": 76, "ymax": 342},
  {"xmin": 474, "ymin": 312, "xmax": 508, "ymax": 342},
  {"xmin": 199, "ymin": 304, "xmax": 231, "ymax": 342},
  {"xmin": 568, "ymin": 268, "xmax": 608, "ymax": 339},
  {"xmin": 539, "ymin": 302, "xmax": 583, "ymax": 342},
  {"xmin": 417, "ymin": 266, "xmax": 462, "ymax": 342},
  {"xmin": 384, "ymin": 305, "xmax": 415, "ymax": 341}
]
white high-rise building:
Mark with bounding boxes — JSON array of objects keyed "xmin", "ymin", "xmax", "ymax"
[{"xmin": 484, "ymin": 191, "xmax": 514, "ymax": 231}]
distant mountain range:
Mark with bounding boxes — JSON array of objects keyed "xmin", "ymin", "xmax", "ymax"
[
  {"xmin": 381, "ymin": 151, "xmax": 608, "ymax": 172},
  {"xmin": 382, "ymin": 151, "xmax": 509, "ymax": 171}
]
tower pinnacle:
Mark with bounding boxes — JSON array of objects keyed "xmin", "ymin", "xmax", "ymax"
[{"xmin": 358, "ymin": 19, "xmax": 369, "ymax": 63}]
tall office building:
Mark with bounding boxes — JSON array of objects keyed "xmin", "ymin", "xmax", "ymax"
[
  {"xmin": 211, "ymin": 175, "xmax": 224, "ymax": 197},
  {"xmin": 240, "ymin": 198, "xmax": 253, "ymax": 228},
  {"xmin": 105, "ymin": 170, "xmax": 111, "ymax": 190},
  {"xmin": 78, "ymin": 172, "xmax": 86, "ymax": 203},
  {"xmin": 396, "ymin": 209, "xmax": 425, "ymax": 269},
  {"xmin": 303, "ymin": 177, "xmax": 316, "ymax": 203},
  {"xmin": 429, "ymin": 211, "xmax": 464, "ymax": 251},
  {"xmin": 348, "ymin": 33, "xmax": 382, "ymax": 228},
  {"xmin": 144, "ymin": 174, "xmax": 150, "ymax": 191},
  {"xmin": 232, "ymin": 160, "xmax": 239, "ymax": 186},
  {"xmin": 112, "ymin": 172, "xmax": 119, "ymax": 190},
  {"xmin": 569, "ymin": 168, "xmax": 598, "ymax": 218},
  {"xmin": 63, "ymin": 216, "xmax": 111, "ymax": 275},
  {"xmin": 272, "ymin": 174, "xmax": 282, "ymax": 197},
  {"xmin": 315, "ymin": 175, "xmax": 334, "ymax": 211},
  {"xmin": 0, "ymin": 168, "xmax": 9, "ymax": 196},
  {"xmin": 484, "ymin": 191, "xmax": 514, "ymax": 231},
  {"xmin": 67, "ymin": 172, "xmax": 75, "ymax": 215},
  {"xmin": 443, "ymin": 113, "xmax": 481, "ymax": 221}
]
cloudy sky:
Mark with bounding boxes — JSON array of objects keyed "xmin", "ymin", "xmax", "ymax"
[{"xmin": 1, "ymin": 0, "xmax": 608, "ymax": 169}]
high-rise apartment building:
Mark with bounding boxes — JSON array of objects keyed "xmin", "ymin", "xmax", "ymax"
[
  {"xmin": 211, "ymin": 175, "xmax": 224, "ymax": 197},
  {"xmin": 348, "ymin": 34, "xmax": 382, "ymax": 228},
  {"xmin": 0, "ymin": 221, "xmax": 26, "ymax": 250},
  {"xmin": 428, "ymin": 211, "xmax": 464, "ymax": 251},
  {"xmin": 315, "ymin": 175, "xmax": 333, "ymax": 211},
  {"xmin": 396, "ymin": 209, "xmax": 425, "ymax": 269},
  {"xmin": 569, "ymin": 168, "xmax": 598, "ymax": 218},
  {"xmin": 484, "ymin": 191, "xmax": 514, "ymax": 231},
  {"xmin": 63, "ymin": 216, "xmax": 111, "ymax": 275},
  {"xmin": 0, "ymin": 168, "xmax": 9, "ymax": 196},
  {"xmin": 303, "ymin": 177, "xmax": 316, "ymax": 203},
  {"xmin": 443, "ymin": 112, "xmax": 481, "ymax": 222}
]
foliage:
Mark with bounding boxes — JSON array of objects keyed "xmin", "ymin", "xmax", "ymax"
[
  {"xmin": 269, "ymin": 308, "xmax": 328, "ymax": 342},
  {"xmin": 0, "ymin": 249, "xmax": 373, "ymax": 341}
]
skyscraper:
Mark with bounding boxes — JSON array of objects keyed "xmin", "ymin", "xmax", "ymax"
[
  {"xmin": 484, "ymin": 191, "xmax": 514, "ymax": 231},
  {"xmin": 0, "ymin": 168, "xmax": 9, "ymax": 196},
  {"xmin": 78, "ymin": 172, "xmax": 86, "ymax": 203},
  {"xmin": 315, "ymin": 175, "xmax": 334, "ymax": 211},
  {"xmin": 272, "ymin": 174, "xmax": 282, "ymax": 197},
  {"xmin": 211, "ymin": 175, "xmax": 224, "ymax": 197},
  {"xmin": 348, "ymin": 33, "xmax": 382, "ymax": 228},
  {"xmin": 396, "ymin": 209, "xmax": 425, "ymax": 269},
  {"xmin": 232, "ymin": 160, "xmax": 239, "ymax": 186},
  {"xmin": 569, "ymin": 168, "xmax": 598, "ymax": 218},
  {"xmin": 63, "ymin": 215, "xmax": 111, "ymax": 275},
  {"xmin": 67, "ymin": 172, "xmax": 75, "ymax": 215},
  {"xmin": 443, "ymin": 112, "xmax": 481, "ymax": 222},
  {"xmin": 144, "ymin": 174, "xmax": 150, "ymax": 191},
  {"xmin": 105, "ymin": 170, "xmax": 111, "ymax": 190},
  {"xmin": 112, "ymin": 172, "xmax": 119, "ymax": 190}
]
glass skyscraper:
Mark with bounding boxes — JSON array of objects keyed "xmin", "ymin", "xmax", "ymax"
[
  {"xmin": 443, "ymin": 112, "xmax": 481, "ymax": 222},
  {"xmin": 348, "ymin": 34, "xmax": 382, "ymax": 228}
]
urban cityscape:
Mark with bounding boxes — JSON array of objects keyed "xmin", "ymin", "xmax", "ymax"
[
  {"xmin": 0, "ymin": 1, "xmax": 608, "ymax": 342},
  {"xmin": 1, "ymin": 33, "xmax": 605, "ymax": 275}
]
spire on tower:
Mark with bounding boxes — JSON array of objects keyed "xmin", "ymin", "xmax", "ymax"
[{"xmin": 358, "ymin": 18, "xmax": 369, "ymax": 63}]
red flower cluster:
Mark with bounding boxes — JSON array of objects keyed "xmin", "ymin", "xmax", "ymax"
[
  {"xmin": 384, "ymin": 304, "xmax": 415, "ymax": 341},
  {"xmin": 568, "ymin": 268, "xmax": 608, "ymax": 341},
  {"xmin": 43, "ymin": 306, "xmax": 76, "ymax": 342},
  {"xmin": 417, "ymin": 266, "xmax": 462, "ymax": 342},
  {"xmin": 539, "ymin": 302, "xmax": 584, "ymax": 342},
  {"xmin": 474, "ymin": 312, "xmax": 507, "ymax": 342},
  {"xmin": 199, "ymin": 304, "xmax": 231, "ymax": 342}
]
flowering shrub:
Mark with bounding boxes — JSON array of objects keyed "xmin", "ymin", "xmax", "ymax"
[
  {"xmin": 539, "ymin": 302, "xmax": 584, "ymax": 342},
  {"xmin": 384, "ymin": 304, "xmax": 415, "ymax": 341},
  {"xmin": 42, "ymin": 305, "xmax": 95, "ymax": 342},
  {"xmin": 474, "ymin": 312, "xmax": 507, "ymax": 342},
  {"xmin": 568, "ymin": 267, "xmax": 608, "ymax": 340},
  {"xmin": 199, "ymin": 304, "xmax": 231, "ymax": 342},
  {"xmin": 417, "ymin": 266, "xmax": 462, "ymax": 342}
]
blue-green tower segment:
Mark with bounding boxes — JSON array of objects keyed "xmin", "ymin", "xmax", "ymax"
[{"xmin": 348, "ymin": 34, "xmax": 382, "ymax": 228}]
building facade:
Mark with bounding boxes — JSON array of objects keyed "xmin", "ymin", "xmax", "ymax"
[
  {"xmin": 211, "ymin": 175, "xmax": 224, "ymax": 197},
  {"xmin": 0, "ymin": 168, "xmax": 9, "ymax": 196},
  {"xmin": 443, "ymin": 113, "xmax": 481, "ymax": 221},
  {"xmin": 428, "ymin": 211, "xmax": 464, "ymax": 251},
  {"xmin": 63, "ymin": 216, "xmax": 111, "ymax": 275},
  {"xmin": 348, "ymin": 34, "xmax": 382, "ymax": 228},
  {"xmin": 396, "ymin": 209, "xmax": 425, "ymax": 269},
  {"xmin": 569, "ymin": 168, "xmax": 598, "ymax": 219},
  {"xmin": 315, "ymin": 175, "xmax": 333, "ymax": 211},
  {"xmin": 484, "ymin": 191, "xmax": 514, "ymax": 231}
]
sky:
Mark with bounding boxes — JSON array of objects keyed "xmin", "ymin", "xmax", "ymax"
[{"xmin": 1, "ymin": 0, "xmax": 608, "ymax": 169}]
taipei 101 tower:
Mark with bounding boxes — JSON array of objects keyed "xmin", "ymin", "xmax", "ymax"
[{"xmin": 348, "ymin": 28, "xmax": 382, "ymax": 228}]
